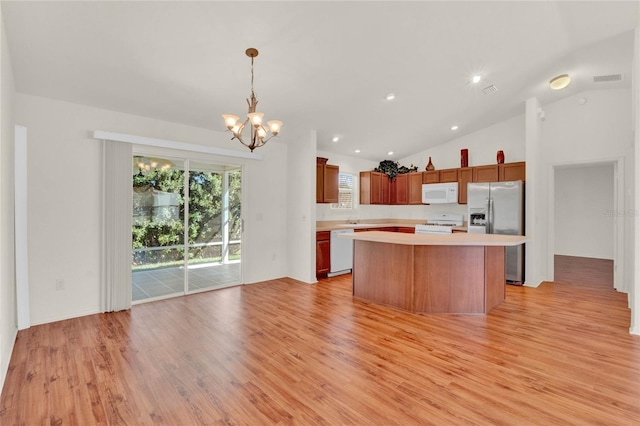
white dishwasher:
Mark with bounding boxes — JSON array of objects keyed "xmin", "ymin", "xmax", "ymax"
[{"xmin": 328, "ymin": 228, "xmax": 354, "ymax": 277}]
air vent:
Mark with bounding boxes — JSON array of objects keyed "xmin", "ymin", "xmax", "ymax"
[
  {"xmin": 482, "ymin": 84, "xmax": 498, "ymax": 95},
  {"xmin": 593, "ymin": 74, "xmax": 623, "ymax": 83}
]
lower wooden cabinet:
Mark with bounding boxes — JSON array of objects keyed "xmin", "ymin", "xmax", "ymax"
[
  {"xmin": 396, "ymin": 227, "xmax": 415, "ymax": 233},
  {"xmin": 316, "ymin": 231, "xmax": 330, "ymax": 278}
]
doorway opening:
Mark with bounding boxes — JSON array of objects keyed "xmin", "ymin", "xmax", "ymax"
[
  {"xmin": 131, "ymin": 155, "xmax": 242, "ymax": 303},
  {"xmin": 550, "ymin": 161, "xmax": 621, "ymax": 290}
]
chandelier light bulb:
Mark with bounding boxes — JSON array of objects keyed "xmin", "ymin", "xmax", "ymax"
[
  {"xmin": 231, "ymin": 123, "xmax": 243, "ymax": 135},
  {"xmin": 222, "ymin": 114, "xmax": 239, "ymax": 129},
  {"xmin": 267, "ymin": 120, "xmax": 282, "ymax": 135},
  {"xmin": 248, "ymin": 112, "xmax": 264, "ymax": 127}
]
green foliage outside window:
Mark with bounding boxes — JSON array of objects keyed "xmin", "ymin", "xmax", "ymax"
[{"xmin": 132, "ymin": 167, "xmax": 241, "ymax": 269}]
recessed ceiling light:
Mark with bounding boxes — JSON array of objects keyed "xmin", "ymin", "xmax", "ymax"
[
  {"xmin": 387, "ymin": 151, "xmax": 394, "ymax": 156},
  {"xmin": 451, "ymin": 125, "xmax": 459, "ymax": 131},
  {"xmin": 549, "ymin": 74, "xmax": 571, "ymax": 90},
  {"xmin": 472, "ymin": 75, "xmax": 481, "ymax": 84},
  {"xmin": 354, "ymin": 149, "xmax": 361, "ymax": 153},
  {"xmin": 386, "ymin": 93, "xmax": 395, "ymax": 101},
  {"xmin": 332, "ymin": 136, "xmax": 339, "ymax": 142}
]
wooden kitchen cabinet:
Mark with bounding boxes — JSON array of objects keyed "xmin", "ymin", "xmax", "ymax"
[
  {"xmin": 439, "ymin": 168, "xmax": 458, "ymax": 183},
  {"xmin": 408, "ymin": 172, "xmax": 424, "ymax": 205},
  {"xmin": 316, "ymin": 231, "xmax": 331, "ymax": 278},
  {"xmin": 391, "ymin": 174, "xmax": 408, "ymax": 205},
  {"xmin": 360, "ymin": 171, "xmax": 387, "ymax": 204},
  {"xmin": 396, "ymin": 227, "xmax": 416, "ymax": 233},
  {"xmin": 423, "ymin": 171, "xmax": 439, "ymax": 184},
  {"xmin": 499, "ymin": 161, "xmax": 526, "ymax": 182},
  {"xmin": 458, "ymin": 167, "xmax": 473, "ymax": 204},
  {"xmin": 381, "ymin": 174, "xmax": 390, "ymax": 204},
  {"xmin": 473, "ymin": 165, "xmax": 499, "ymax": 182},
  {"xmin": 378, "ymin": 227, "xmax": 398, "ymax": 232},
  {"xmin": 316, "ymin": 163, "xmax": 339, "ymax": 203}
]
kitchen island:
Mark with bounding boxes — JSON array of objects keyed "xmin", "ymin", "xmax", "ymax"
[{"xmin": 340, "ymin": 231, "xmax": 526, "ymax": 314}]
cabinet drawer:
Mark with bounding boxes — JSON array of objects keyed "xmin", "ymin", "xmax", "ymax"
[{"xmin": 316, "ymin": 231, "xmax": 330, "ymax": 241}]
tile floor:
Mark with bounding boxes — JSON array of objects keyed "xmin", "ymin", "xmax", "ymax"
[{"xmin": 132, "ymin": 262, "xmax": 241, "ymax": 302}]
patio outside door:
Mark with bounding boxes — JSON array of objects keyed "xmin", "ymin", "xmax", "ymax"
[
  {"xmin": 186, "ymin": 162, "xmax": 242, "ymax": 293},
  {"xmin": 131, "ymin": 156, "xmax": 242, "ymax": 303}
]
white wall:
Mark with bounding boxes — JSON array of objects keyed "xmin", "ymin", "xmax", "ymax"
[
  {"xmin": 0, "ymin": 6, "xmax": 17, "ymax": 390},
  {"xmin": 287, "ymin": 131, "xmax": 316, "ymax": 283},
  {"xmin": 554, "ymin": 164, "xmax": 614, "ymax": 259},
  {"xmin": 631, "ymin": 26, "xmax": 639, "ymax": 335},
  {"xmin": 401, "ymin": 114, "xmax": 526, "ymax": 174},
  {"xmin": 15, "ymin": 93, "xmax": 290, "ymax": 325}
]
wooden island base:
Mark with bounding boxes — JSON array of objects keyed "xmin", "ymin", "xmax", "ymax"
[{"xmin": 344, "ymin": 232, "xmax": 525, "ymax": 314}]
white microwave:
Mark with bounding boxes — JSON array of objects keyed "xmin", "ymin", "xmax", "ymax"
[{"xmin": 422, "ymin": 182, "xmax": 458, "ymax": 204}]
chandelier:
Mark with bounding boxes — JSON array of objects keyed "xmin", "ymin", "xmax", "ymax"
[
  {"xmin": 222, "ymin": 48, "xmax": 283, "ymax": 152},
  {"xmin": 133, "ymin": 156, "xmax": 174, "ymax": 175}
]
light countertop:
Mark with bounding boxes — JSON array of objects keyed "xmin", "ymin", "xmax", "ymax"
[
  {"xmin": 316, "ymin": 220, "xmax": 467, "ymax": 233},
  {"xmin": 339, "ymin": 230, "xmax": 526, "ymax": 246}
]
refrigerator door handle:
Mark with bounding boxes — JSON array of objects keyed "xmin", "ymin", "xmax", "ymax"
[{"xmin": 487, "ymin": 198, "xmax": 493, "ymax": 234}]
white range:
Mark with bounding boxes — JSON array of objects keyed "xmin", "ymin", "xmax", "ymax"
[{"xmin": 415, "ymin": 213, "xmax": 464, "ymax": 235}]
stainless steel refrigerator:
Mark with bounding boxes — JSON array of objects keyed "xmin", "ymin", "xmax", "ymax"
[{"xmin": 467, "ymin": 180, "xmax": 524, "ymax": 284}]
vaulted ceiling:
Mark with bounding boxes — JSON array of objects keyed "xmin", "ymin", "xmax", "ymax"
[{"xmin": 2, "ymin": 1, "xmax": 638, "ymax": 160}]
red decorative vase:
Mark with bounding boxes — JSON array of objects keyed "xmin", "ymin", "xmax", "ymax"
[
  {"xmin": 426, "ymin": 156, "xmax": 435, "ymax": 171},
  {"xmin": 497, "ymin": 150, "xmax": 505, "ymax": 164},
  {"xmin": 461, "ymin": 149, "xmax": 469, "ymax": 168}
]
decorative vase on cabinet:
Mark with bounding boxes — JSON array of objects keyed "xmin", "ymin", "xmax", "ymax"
[
  {"xmin": 461, "ymin": 149, "xmax": 468, "ymax": 168},
  {"xmin": 426, "ymin": 156, "xmax": 435, "ymax": 171},
  {"xmin": 497, "ymin": 150, "xmax": 505, "ymax": 164}
]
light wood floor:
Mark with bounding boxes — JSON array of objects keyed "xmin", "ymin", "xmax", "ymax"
[{"xmin": 1, "ymin": 256, "xmax": 638, "ymax": 425}]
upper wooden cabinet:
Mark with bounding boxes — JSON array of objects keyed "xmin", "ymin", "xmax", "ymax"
[
  {"xmin": 360, "ymin": 171, "xmax": 387, "ymax": 205},
  {"xmin": 439, "ymin": 168, "xmax": 458, "ymax": 183},
  {"xmin": 473, "ymin": 162, "xmax": 525, "ymax": 183},
  {"xmin": 381, "ymin": 174, "xmax": 390, "ymax": 205},
  {"xmin": 358, "ymin": 161, "xmax": 524, "ymax": 206},
  {"xmin": 458, "ymin": 167, "xmax": 473, "ymax": 204},
  {"xmin": 499, "ymin": 161, "xmax": 526, "ymax": 182},
  {"xmin": 317, "ymin": 163, "xmax": 339, "ymax": 203},
  {"xmin": 421, "ymin": 168, "xmax": 457, "ymax": 184},
  {"xmin": 423, "ymin": 171, "xmax": 439, "ymax": 184},
  {"xmin": 473, "ymin": 164, "xmax": 499, "ymax": 183},
  {"xmin": 391, "ymin": 174, "xmax": 408, "ymax": 205},
  {"xmin": 408, "ymin": 172, "xmax": 423, "ymax": 205}
]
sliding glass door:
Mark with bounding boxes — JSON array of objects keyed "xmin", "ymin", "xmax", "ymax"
[
  {"xmin": 186, "ymin": 163, "xmax": 241, "ymax": 292},
  {"xmin": 131, "ymin": 156, "xmax": 242, "ymax": 303}
]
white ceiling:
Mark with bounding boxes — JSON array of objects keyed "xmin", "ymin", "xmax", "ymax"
[{"xmin": 2, "ymin": 1, "xmax": 638, "ymax": 161}]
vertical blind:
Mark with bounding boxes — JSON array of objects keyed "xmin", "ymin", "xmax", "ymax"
[{"xmin": 102, "ymin": 140, "xmax": 133, "ymax": 312}]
